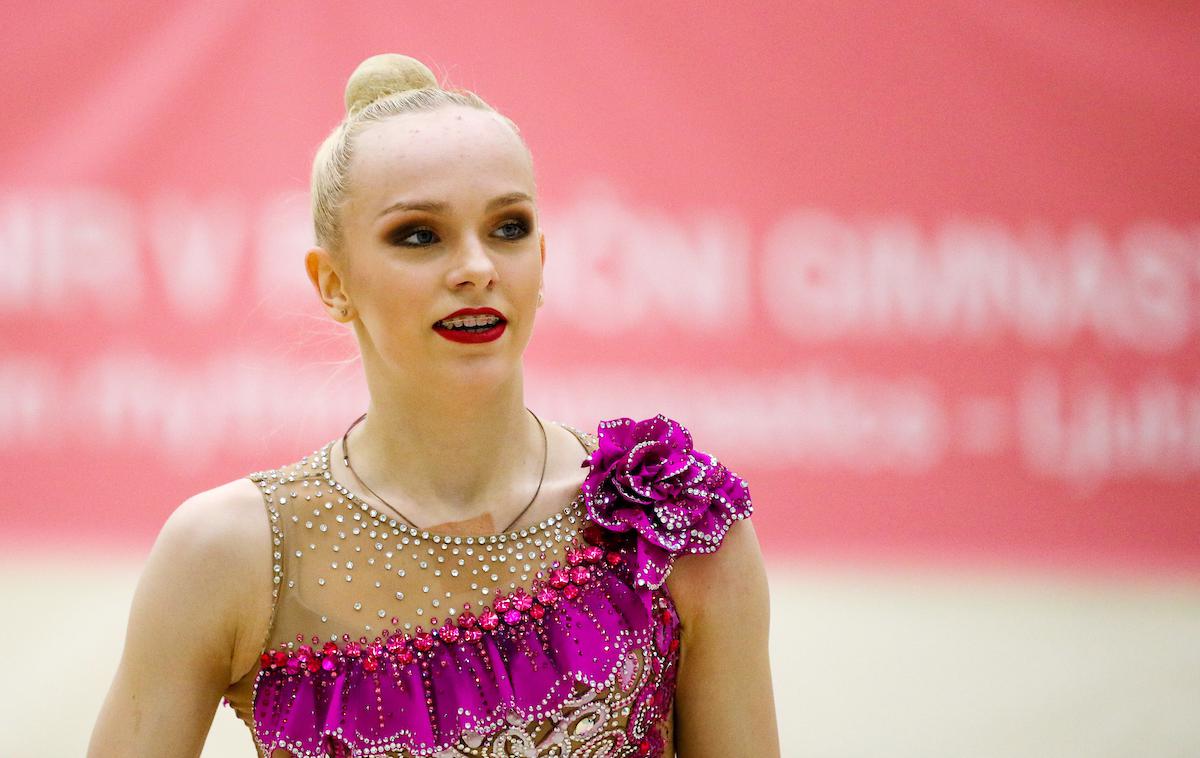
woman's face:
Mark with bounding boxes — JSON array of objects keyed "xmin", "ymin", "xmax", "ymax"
[{"xmin": 328, "ymin": 105, "xmax": 543, "ymax": 387}]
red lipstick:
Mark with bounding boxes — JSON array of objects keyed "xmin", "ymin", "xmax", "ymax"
[{"xmin": 432, "ymin": 307, "xmax": 507, "ymax": 344}]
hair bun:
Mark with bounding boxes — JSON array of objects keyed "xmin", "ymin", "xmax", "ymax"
[{"xmin": 344, "ymin": 54, "xmax": 438, "ymax": 117}]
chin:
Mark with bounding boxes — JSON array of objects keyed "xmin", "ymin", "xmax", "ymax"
[{"xmin": 439, "ymin": 353, "xmax": 523, "ymax": 383}]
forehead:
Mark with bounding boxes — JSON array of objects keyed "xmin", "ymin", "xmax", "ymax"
[{"xmin": 345, "ymin": 105, "xmax": 535, "ymax": 215}]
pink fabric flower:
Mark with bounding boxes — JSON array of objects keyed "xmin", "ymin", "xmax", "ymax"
[{"xmin": 581, "ymin": 415, "xmax": 753, "ymax": 589}]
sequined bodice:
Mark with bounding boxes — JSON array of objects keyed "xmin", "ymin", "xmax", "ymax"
[{"xmin": 222, "ymin": 422, "xmax": 686, "ymax": 757}]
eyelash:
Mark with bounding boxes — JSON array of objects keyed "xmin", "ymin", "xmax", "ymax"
[{"xmin": 391, "ymin": 218, "xmax": 531, "ymax": 247}]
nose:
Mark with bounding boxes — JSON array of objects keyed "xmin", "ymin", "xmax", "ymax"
[{"xmin": 448, "ymin": 234, "xmax": 499, "ymax": 290}]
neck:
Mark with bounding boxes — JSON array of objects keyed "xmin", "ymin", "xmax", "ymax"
[{"xmin": 334, "ymin": 364, "xmax": 544, "ymax": 529}]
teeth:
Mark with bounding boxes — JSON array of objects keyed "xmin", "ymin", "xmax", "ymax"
[{"xmin": 438, "ymin": 315, "xmax": 501, "ymax": 328}]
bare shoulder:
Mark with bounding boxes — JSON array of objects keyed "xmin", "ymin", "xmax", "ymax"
[
  {"xmin": 665, "ymin": 519, "xmax": 769, "ymax": 630},
  {"xmin": 141, "ymin": 475, "xmax": 277, "ymax": 684},
  {"xmin": 140, "ymin": 478, "xmax": 267, "ymax": 605},
  {"xmin": 139, "ymin": 476, "xmax": 273, "ymax": 652},
  {"xmin": 88, "ymin": 476, "xmax": 272, "ymax": 755},
  {"xmin": 161, "ymin": 476, "xmax": 268, "ymax": 565},
  {"xmin": 155, "ymin": 476, "xmax": 274, "ymax": 642},
  {"xmin": 664, "ymin": 520, "xmax": 779, "ymax": 754}
]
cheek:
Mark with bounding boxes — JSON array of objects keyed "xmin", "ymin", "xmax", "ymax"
[
  {"xmin": 508, "ymin": 253, "xmax": 544, "ymax": 292},
  {"xmin": 357, "ymin": 265, "xmax": 430, "ymax": 324}
]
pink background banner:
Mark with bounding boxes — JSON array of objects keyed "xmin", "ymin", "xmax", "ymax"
[{"xmin": 3, "ymin": 2, "xmax": 1198, "ymax": 574}]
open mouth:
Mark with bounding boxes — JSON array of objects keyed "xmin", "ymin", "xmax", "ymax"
[{"xmin": 433, "ymin": 317, "xmax": 507, "ymax": 333}]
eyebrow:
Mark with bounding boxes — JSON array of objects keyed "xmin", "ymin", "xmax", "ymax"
[{"xmin": 375, "ymin": 191, "xmax": 533, "ymax": 219}]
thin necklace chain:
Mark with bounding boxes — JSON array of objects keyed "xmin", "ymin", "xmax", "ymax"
[{"xmin": 339, "ymin": 408, "xmax": 548, "ymax": 533}]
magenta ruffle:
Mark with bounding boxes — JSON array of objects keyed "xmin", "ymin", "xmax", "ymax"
[{"xmin": 253, "ymin": 565, "xmax": 660, "ymax": 757}]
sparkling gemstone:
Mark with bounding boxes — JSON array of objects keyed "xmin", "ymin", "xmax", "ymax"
[
  {"xmin": 549, "ymin": 568, "xmax": 569, "ymax": 588},
  {"xmin": 478, "ymin": 609, "xmax": 500, "ymax": 631},
  {"xmin": 512, "ymin": 590, "xmax": 534, "ymax": 611},
  {"xmin": 573, "ymin": 715, "xmax": 596, "ymax": 734}
]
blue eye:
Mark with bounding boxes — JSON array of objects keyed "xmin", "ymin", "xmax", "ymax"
[
  {"xmin": 395, "ymin": 227, "xmax": 438, "ymax": 246},
  {"xmin": 493, "ymin": 219, "xmax": 529, "ymax": 240},
  {"xmin": 390, "ymin": 220, "xmax": 528, "ymax": 247}
]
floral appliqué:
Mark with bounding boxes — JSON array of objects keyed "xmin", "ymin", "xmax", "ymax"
[{"xmin": 580, "ymin": 414, "xmax": 753, "ymax": 589}]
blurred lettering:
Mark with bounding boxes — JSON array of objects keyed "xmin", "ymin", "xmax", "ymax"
[
  {"xmin": 0, "ymin": 190, "xmax": 139, "ymax": 316},
  {"xmin": 764, "ymin": 211, "xmax": 1198, "ymax": 351},
  {"xmin": 148, "ymin": 193, "xmax": 246, "ymax": 320}
]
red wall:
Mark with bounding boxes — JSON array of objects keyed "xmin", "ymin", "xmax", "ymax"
[{"xmin": 3, "ymin": 2, "xmax": 1198, "ymax": 574}]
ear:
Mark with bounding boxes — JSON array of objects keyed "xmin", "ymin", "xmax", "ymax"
[
  {"xmin": 305, "ymin": 246, "xmax": 354, "ymax": 322},
  {"xmin": 538, "ymin": 232, "xmax": 546, "ymax": 304}
]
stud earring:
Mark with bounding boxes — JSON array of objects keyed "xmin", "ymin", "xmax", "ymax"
[{"xmin": 537, "ymin": 291, "xmax": 544, "ymax": 305}]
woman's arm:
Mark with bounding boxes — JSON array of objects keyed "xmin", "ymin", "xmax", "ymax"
[
  {"xmin": 667, "ymin": 518, "xmax": 780, "ymax": 757},
  {"xmin": 89, "ymin": 479, "xmax": 270, "ymax": 757}
]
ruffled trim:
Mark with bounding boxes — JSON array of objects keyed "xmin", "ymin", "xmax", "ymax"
[
  {"xmin": 581, "ymin": 414, "xmax": 754, "ymax": 589},
  {"xmin": 252, "ymin": 546, "xmax": 662, "ymax": 757}
]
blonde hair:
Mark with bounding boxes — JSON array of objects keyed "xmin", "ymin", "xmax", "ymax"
[{"xmin": 311, "ymin": 53, "xmax": 520, "ymax": 255}]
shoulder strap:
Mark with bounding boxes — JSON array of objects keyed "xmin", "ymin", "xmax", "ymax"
[
  {"xmin": 246, "ymin": 469, "xmax": 285, "ymax": 659},
  {"xmin": 243, "ymin": 445, "xmax": 327, "ymax": 656},
  {"xmin": 557, "ymin": 421, "xmax": 597, "ymax": 455}
]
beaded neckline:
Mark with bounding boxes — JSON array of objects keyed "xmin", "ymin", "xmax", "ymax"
[{"xmin": 314, "ymin": 435, "xmax": 588, "ymax": 545}]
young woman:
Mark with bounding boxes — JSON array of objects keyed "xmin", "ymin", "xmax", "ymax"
[{"xmin": 90, "ymin": 53, "xmax": 779, "ymax": 758}]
